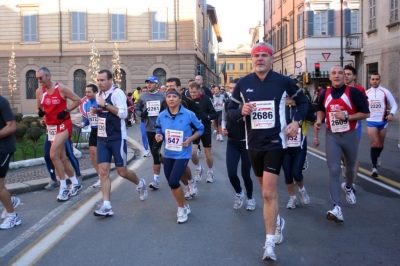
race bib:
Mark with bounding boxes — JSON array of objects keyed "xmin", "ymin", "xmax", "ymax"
[
  {"xmin": 287, "ymin": 128, "xmax": 301, "ymax": 147},
  {"xmin": 329, "ymin": 111, "xmax": 350, "ymax": 133},
  {"xmin": 165, "ymin": 129, "xmax": 183, "ymax": 151},
  {"xmin": 250, "ymin": 101, "xmax": 275, "ymax": 129},
  {"xmin": 47, "ymin": 125, "xmax": 57, "ymax": 142},
  {"xmin": 88, "ymin": 113, "xmax": 98, "ymax": 127},
  {"xmin": 369, "ymin": 99, "xmax": 383, "ymax": 113},
  {"xmin": 97, "ymin": 117, "xmax": 107, "ymax": 137},
  {"xmin": 213, "ymin": 98, "xmax": 224, "ymax": 111},
  {"xmin": 146, "ymin": 101, "xmax": 161, "ymax": 117}
]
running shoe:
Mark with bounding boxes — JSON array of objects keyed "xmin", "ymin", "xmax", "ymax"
[
  {"xmin": 143, "ymin": 150, "xmax": 151, "ymax": 157},
  {"xmin": 274, "ymin": 217, "xmax": 285, "ymax": 244},
  {"xmin": 185, "ymin": 204, "xmax": 191, "ymax": 215},
  {"xmin": 57, "ymin": 187, "xmax": 70, "ymax": 201},
  {"xmin": 286, "ymin": 197, "xmax": 299, "ymax": 209},
  {"xmin": 213, "ymin": 130, "xmax": 217, "ymax": 134},
  {"xmin": 352, "ymin": 182, "xmax": 357, "ymax": 193},
  {"xmin": 341, "ymin": 182, "xmax": 356, "ymax": 204},
  {"xmin": 94, "ymin": 204, "xmax": 114, "ymax": 217},
  {"xmin": 137, "ymin": 179, "xmax": 148, "ymax": 201},
  {"xmin": 206, "ymin": 171, "xmax": 214, "ymax": 183},
  {"xmin": 302, "ymin": 156, "xmax": 308, "ymax": 171},
  {"xmin": 246, "ymin": 198, "xmax": 256, "ymax": 211},
  {"xmin": 327, "ymin": 205, "xmax": 344, "ymax": 223},
  {"xmin": 189, "ymin": 178, "xmax": 198, "ymax": 197},
  {"xmin": 233, "ymin": 191, "xmax": 244, "ymax": 209},
  {"xmin": 0, "ymin": 213, "xmax": 22, "ymax": 229},
  {"xmin": 185, "ymin": 189, "xmax": 192, "ymax": 200},
  {"xmin": 92, "ymin": 179, "xmax": 101, "ymax": 188},
  {"xmin": 377, "ymin": 157, "xmax": 382, "ymax": 167},
  {"xmin": 149, "ymin": 180, "xmax": 159, "ymax": 190},
  {"xmin": 45, "ymin": 180, "xmax": 60, "ymax": 191},
  {"xmin": 194, "ymin": 165, "xmax": 203, "ymax": 181},
  {"xmin": 299, "ymin": 187, "xmax": 310, "ymax": 205},
  {"xmin": 371, "ymin": 167, "xmax": 379, "ymax": 178},
  {"xmin": 69, "ymin": 183, "xmax": 83, "ymax": 197},
  {"xmin": 177, "ymin": 207, "xmax": 188, "ymax": 223},
  {"xmin": 215, "ymin": 134, "xmax": 220, "ymax": 141},
  {"xmin": 1, "ymin": 196, "xmax": 20, "ymax": 220},
  {"xmin": 262, "ymin": 242, "xmax": 276, "ymax": 261}
]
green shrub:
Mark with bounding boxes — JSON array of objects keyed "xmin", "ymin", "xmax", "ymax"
[
  {"xmin": 15, "ymin": 124, "xmax": 28, "ymax": 142},
  {"xmin": 26, "ymin": 127, "xmax": 44, "ymax": 145},
  {"xmin": 14, "ymin": 113, "xmax": 23, "ymax": 123},
  {"xmin": 22, "ymin": 116, "xmax": 39, "ymax": 127}
]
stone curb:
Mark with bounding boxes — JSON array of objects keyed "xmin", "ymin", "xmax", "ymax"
[{"xmin": 7, "ymin": 137, "xmax": 138, "ymax": 195}]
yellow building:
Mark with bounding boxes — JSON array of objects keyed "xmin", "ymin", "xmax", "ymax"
[
  {"xmin": 0, "ymin": 0, "xmax": 221, "ymax": 114},
  {"xmin": 217, "ymin": 45, "xmax": 252, "ymax": 86}
]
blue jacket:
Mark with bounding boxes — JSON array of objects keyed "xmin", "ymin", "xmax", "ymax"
[
  {"xmin": 156, "ymin": 105, "xmax": 204, "ymax": 159},
  {"xmin": 83, "ymin": 98, "xmax": 99, "ymax": 128}
]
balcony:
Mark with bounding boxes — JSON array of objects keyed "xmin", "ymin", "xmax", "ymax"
[{"xmin": 345, "ymin": 33, "xmax": 362, "ymax": 54}]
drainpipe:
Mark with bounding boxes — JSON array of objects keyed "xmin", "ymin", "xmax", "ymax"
[
  {"xmin": 292, "ymin": 0, "xmax": 296, "ymax": 77},
  {"xmin": 175, "ymin": 0, "xmax": 178, "ymax": 51},
  {"xmin": 58, "ymin": 0, "xmax": 62, "ymax": 63},
  {"xmin": 280, "ymin": 1, "xmax": 283, "ymax": 73}
]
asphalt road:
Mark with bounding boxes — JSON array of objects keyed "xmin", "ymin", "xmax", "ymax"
[{"xmin": 1, "ymin": 123, "xmax": 399, "ymax": 266}]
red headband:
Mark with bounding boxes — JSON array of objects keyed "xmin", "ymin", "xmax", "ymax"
[{"xmin": 251, "ymin": 46, "xmax": 273, "ymax": 56}]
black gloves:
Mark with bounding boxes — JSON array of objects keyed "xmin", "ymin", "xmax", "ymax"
[
  {"xmin": 57, "ymin": 109, "xmax": 69, "ymax": 119},
  {"xmin": 141, "ymin": 108, "xmax": 148, "ymax": 119},
  {"xmin": 37, "ymin": 108, "xmax": 46, "ymax": 117}
]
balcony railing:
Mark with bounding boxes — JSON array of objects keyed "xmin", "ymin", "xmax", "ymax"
[{"xmin": 345, "ymin": 33, "xmax": 362, "ymax": 54}]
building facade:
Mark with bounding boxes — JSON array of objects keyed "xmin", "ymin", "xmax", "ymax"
[
  {"xmin": 0, "ymin": 0, "xmax": 221, "ymax": 114},
  {"xmin": 217, "ymin": 45, "xmax": 252, "ymax": 86},
  {"xmin": 264, "ymin": 0, "xmax": 358, "ymax": 93}
]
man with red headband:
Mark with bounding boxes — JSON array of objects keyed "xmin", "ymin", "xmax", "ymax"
[
  {"xmin": 227, "ymin": 42, "xmax": 308, "ymax": 261},
  {"xmin": 36, "ymin": 67, "xmax": 82, "ymax": 202}
]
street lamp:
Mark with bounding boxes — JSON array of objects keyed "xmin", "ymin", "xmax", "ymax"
[{"xmin": 340, "ymin": 0, "xmax": 344, "ymax": 67}]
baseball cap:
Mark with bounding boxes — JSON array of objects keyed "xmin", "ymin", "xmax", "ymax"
[{"xmin": 145, "ymin": 76, "xmax": 158, "ymax": 83}]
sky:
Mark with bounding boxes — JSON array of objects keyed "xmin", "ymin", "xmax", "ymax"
[{"xmin": 207, "ymin": 0, "xmax": 264, "ymax": 50}]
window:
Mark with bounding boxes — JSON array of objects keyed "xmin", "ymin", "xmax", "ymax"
[
  {"xmin": 71, "ymin": 11, "xmax": 86, "ymax": 41},
  {"xmin": 151, "ymin": 8, "xmax": 167, "ymax": 40},
  {"xmin": 229, "ymin": 76, "xmax": 233, "ymax": 82},
  {"xmin": 227, "ymin": 63, "xmax": 235, "ymax": 70},
  {"xmin": 153, "ymin": 68, "xmax": 166, "ymax": 86},
  {"xmin": 308, "ymin": 10, "xmax": 334, "ymax": 36},
  {"xmin": 240, "ymin": 63, "xmax": 244, "ymax": 70},
  {"xmin": 314, "ymin": 11, "xmax": 327, "ymax": 35},
  {"xmin": 297, "ymin": 12, "xmax": 304, "ymax": 39},
  {"xmin": 73, "ymin": 69, "xmax": 86, "ymax": 98},
  {"xmin": 289, "ymin": 18, "xmax": 294, "ymax": 44},
  {"xmin": 111, "ymin": 10, "xmax": 126, "ymax": 41},
  {"xmin": 218, "ymin": 77, "xmax": 222, "ymax": 84},
  {"xmin": 282, "ymin": 24, "xmax": 287, "ymax": 47},
  {"xmin": 23, "ymin": 11, "xmax": 38, "ymax": 42},
  {"xmin": 345, "ymin": 9, "xmax": 359, "ymax": 35},
  {"xmin": 26, "ymin": 70, "xmax": 37, "ymax": 99},
  {"xmin": 390, "ymin": 0, "xmax": 399, "ymax": 23},
  {"xmin": 369, "ymin": 0, "xmax": 376, "ymax": 30}
]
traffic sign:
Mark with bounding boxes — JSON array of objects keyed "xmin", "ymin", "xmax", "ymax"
[
  {"xmin": 295, "ymin": 61, "xmax": 302, "ymax": 68},
  {"xmin": 322, "ymin": 53, "xmax": 331, "ymax": 61},
  {"xmin": 79, "ymin": 96, "xmax": 89, "ymax": 118}
]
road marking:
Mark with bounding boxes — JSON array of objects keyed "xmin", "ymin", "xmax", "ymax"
[
  {"xmin": 2, "ymin": 137, "xmax": 145, "ymax": 264},
  {"xmin": 307, "ymin": 148, "xmax": 400, "ymax": 196}
]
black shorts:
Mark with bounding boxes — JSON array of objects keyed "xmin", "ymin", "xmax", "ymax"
[
  {"xmin": 248, "ymin": 149, "xmax": 285, "ymax": 176},
  {"xmin": 89, "ymin": 128, "xmax": 98, "ymax": 147},
  {"xmin": 193, "ymin": 134, "xmax": 212, "ymax": 148},
  {"xmin": 0, "ymin": 153, "xmax": 13, "ymax": 178},
  {"xmin": 216, "ymin": 111, "xmax": 222, "ymax": 125}
]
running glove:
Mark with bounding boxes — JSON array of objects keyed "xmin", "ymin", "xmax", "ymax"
[
  {"xmin": 37, "ymin": 108, "xmax": 46, "ymax": 117},
  {"xmin": 141, "ymin": 109, "xmax": 148, "ymax": 119},
  {"xmin": 57, "ymin": 110, "xmax": 69, "ymax": 119}
]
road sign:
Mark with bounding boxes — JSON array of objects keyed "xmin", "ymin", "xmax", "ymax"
[
  {"xmin": 295, "ymin": 61, "xmax": 302, "ymax": 68},
  {"xmin": 295, "ymin": 68, "xmax": 302, "ymax": 75},
  {"xmin": 322, "ymin": 53, "xmax": 331, "ymax": 61},
  {"xmin": 79, "ymin": 96, "xmax": 89, "ymax": 118}
]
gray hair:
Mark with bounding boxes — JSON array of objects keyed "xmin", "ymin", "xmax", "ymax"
[
  {"xmin": 37, "ymin": 67, "xmax": 51, "ymax": 76},
  {"xmin": 251, "ymin": 42, "xmax": 275, "ymax": 54}
]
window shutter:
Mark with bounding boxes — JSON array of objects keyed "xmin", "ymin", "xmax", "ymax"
[
  {"xmin": 159, "ymin": 9, "xmax": 166, "ymax": 39},
  {"xmin": 290, "ymin": 18, "xmax": 294, "ymax": 43},
  {"xmin": 111, "ymin": 13, "xmax": 118, "ymax": 40},
  {"xmin": 344, "ymin": 9, "xmax": 351, "ymax": 35},
  {"xmin": 120, "ymin": 14, "xmax": 126, "ymax": 40},
  {"xmin": 307, "ymin": 10, "xmax": 314, "ymax": 36},
  {"xmin": 328, "ymin": 9, "xmax": 335, "ymax": 35},
  {"xmin": 23, "ymin": 14, "xmax": 30, "ymax": 42},
  {"xmin": 79, "ymin": 12, "xmax": 86, "ymax": 41},
  {"xmin": 72, "ymin": 12, "xmax": 78, "ymax": 41},
  {"xmin": 210, "ymin": 53, "xmax": 215, "ymax": 70},
  {"xmin": 202, "ymin": 29, "xmax": 208, "ymax": 53},
  {"xmin": 297, "ymin": 14, "xmax": 300, "ymax": 39}
]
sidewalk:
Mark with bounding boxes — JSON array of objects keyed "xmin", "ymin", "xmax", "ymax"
[{"xmin": 5, "ymin": 138, "xmax": 138, "ymax": 195}]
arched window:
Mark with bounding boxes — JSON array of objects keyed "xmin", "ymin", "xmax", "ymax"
[
  {"xmin": 153, "ymin": 68, "xmax": 166, "ymax": 86},
  {"xmin": 26, "ymin": 70, "xmax": 38, "ymax": 99},
  {"xmin": 73, "ymin": 69, "xmax": 86, "ymax": 98},
  {"xmin": 113, "ymin": 68, "xmax": 126, "ymax": 91}
]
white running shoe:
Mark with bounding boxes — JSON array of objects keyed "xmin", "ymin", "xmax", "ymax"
[
  {"xmin": 262, "ymin": 242, "xmax": 276, "ymax": 261},
  {"xmin": 185, "ymin": 204, "xmax": 191, "ymax": 215},
  {"xmin": 194, "ymin": 166, "xmax": 203, "ymax": 181},
  {"xmin": 218, "ymin": 134, "xmax": 223, "ymax": 142},
  {"xmin": 341, "ymin": 182, "xmax": 356, "ymax": 204},
  {"xmin": 371, "ymin": 167, "xmax": 379, "ymax": 178},
  {"xmin": 137, "ymin": 179, "xmax": 148, "ymax": 201},
  {"xmin": 0, "ymin": 213, "xmax": 22, "ymax": 229},
  {"xmin": 299, "ymin": 187, "xmax": 310, "ymax": 205},
  {"xmin": 352, "ymin": 182, "xmax": 357, "ymax": 193},
  {"xmin": 189, "ymin": 178, "xmax": 198, "ymax": 197},
  {"xmin": 246, "ymin": 198, "xmax": 256, "ymax": 211},
  {"xmin": 206, "ymin": 171, "xmax": 214, "ymax": 183},
  {"xmin": 216, "ymin": 134, "xmax": 220, "ymax": 141},
  {"xmin": 377, "ymin": 157, "xmax": 381, "ymax": 167},
  {"xmin": 143, "ymin": 150, "xmax": 151, "ymax": 157},
  {"xmin": 286, "ymin": 197, "xmax": 299, "ymax": 209},
  {"xmin": 92, "ymin": 179, "xmax": 101, "ymax": 188},
  {"xmin": 185, "ymin": 189, "xmax": 192, "ymax": 200},
  {"xmin": 327, "ymin": 205, "xmax": 344, "ymax": 223},
  {"xmin": 57, "ymin": 187, "xmax": 70, "ymax": 202},
  {"xmin": 149, "ymin": 180, "xmax": 160, "ymax": 190},
  {"xmin": 69, "ymin": 183, "xmax": 83, "ymax": 197},
  {"xmin": 1, "ymin": 196, "xmax": 20, "ymax": 220},
  {"xmin": 93, "ymin": 204, "xmax": 114, "ymax": 217},
  {"xmin": 197, "ymin": 149, "xmax": 202, "ymax": 156},
  {"xmin": 233, "ymin": 191, "xmax": 244, "ymax": 210},
  {"xmin": 213, "ymin": 130, "xmax": 217, "ymax": 135},
  {"xmin": 302, "ymin": 156, "xmax": 308, "ymax": 171},
  {"xmin": 274, "ymin": 217, "xmax": 285, "ymax": 244},
  {"xmin": 177, "ymin": 207, "xmax": 188, "ymax": 223}
]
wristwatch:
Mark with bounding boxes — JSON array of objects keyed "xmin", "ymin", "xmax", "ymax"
[
  {"xmin": 344, "ymin": 113, "xmax": 349, "ymax": 121},
  {"xmin": 104, "ymin": 102, "xmax": 109, "ymax": 108},
  {"xmin": 296, "ymin": 120, "xmax": 303, "ymax": 126}
]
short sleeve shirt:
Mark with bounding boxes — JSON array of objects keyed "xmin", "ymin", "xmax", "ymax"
[{"xmin": 0, "ymin": 95, "xmax": 16, "ymax": 154}]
